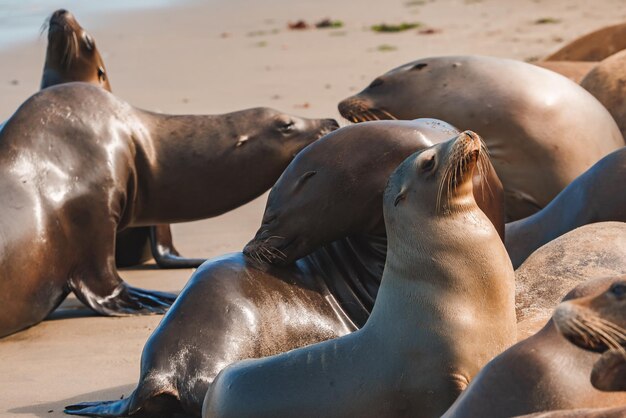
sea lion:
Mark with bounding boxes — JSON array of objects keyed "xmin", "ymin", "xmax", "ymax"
[
  {"xmin": 442, "ymin": 276, "xmax": 626, "ymax": 418},
  {"xmin": 506, "ymin": 148, "xmax": 626, "ymax": 269},
  {"xmin": 533, "ymin": 61, "xmax": 597, "ymax": 83},
  {"xmin": 65, "ymin": 119, "xmax": 504, "ymax": 417},
  {"xmin": 553, "ymin": 278, "xmax": 626, "ymax": 391},
  {"xmin": 202, "ymin": 132, "xmax": 516, "ymax": 418},
  {"xmin": 41, "ymin": 9, "xmax": 203, "ymax": 269},
  {"xmin": 517, "ymin": 405, "xmax": 626, "ymax": 418},
  {"xmin": 544, "ymin": 22, "xmax": 626, "ymax": 62},
  {"xmin": 0, "ymin": 83, "xmax": 337, "ymax": 338},
  {"xmin": 338, "ymin": 55, "xmax": 624, "ymax": 220},
  {"xmin": 580, "ymin": 50, "xmax": 626, "ymax": 141},
  {"xmin": 515, "ymin": 222, "xmax": 626, "ymax": 340}
]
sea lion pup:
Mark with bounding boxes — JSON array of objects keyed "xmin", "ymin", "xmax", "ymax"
[
  {"xmin": 515, "ymin": 222, "xmax": 626, "ymax": 340},
  {"xmin": 41, "ymin": 9, "xmax": 203, "ymax": 269},
  {"xmin": 554, "ymin": 278, "xmax": 626, "ymax": 392},
  {"xmin": 581, "ymin": 51, "xmax": 626, "ymax": 141},
  {"xmin": 338, "ymin": 55, "xmax": 624, "ymax": 220},
  {"xmin": 506, "ymin": 148, "xmax": 626, "ymax": 269},
  {"xmin": 202, "ymin": 132, "xmax": 516, "ymax": 418},
  {"xmin": 65, "ymin": 120, "xmax": 504, "ymax": 418},
  {"xmin": 442, "ymin": 276, "xmax": 626, "ymax": 418},
  {"xmin": 544, "ymin": 22, "xmax": 626, "ymax": 62},
  {"xmin": 0, "ymin": 83, "xmax": 337, "ymax": 338},
  {"xmin": 533, "ymin": 61, "xmax": 597, "ymax": 83}
]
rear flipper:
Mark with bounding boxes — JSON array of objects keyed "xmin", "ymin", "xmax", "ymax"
[{"xmin": 150, "ymin": 224, "xmax": 206, "ymax": 269}]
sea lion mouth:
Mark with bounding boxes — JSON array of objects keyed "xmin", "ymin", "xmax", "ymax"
[
  {"xmin": 338, "ymin": 99, "xmax": 396, "ymax": 123},
  {"xmin": 243, "ymin": 235, "xmax": 296, "ymax": 265},
  {"xmin": 43, "ymin": 10, "xmax": 82, "ymax": 68},
  {"xmin": 436, "ymin": 131, "xmax": 489, "ymax": 211},
  {"xmin": 554, "ymin": 303, "xmax": 626, "ymax": 354}
]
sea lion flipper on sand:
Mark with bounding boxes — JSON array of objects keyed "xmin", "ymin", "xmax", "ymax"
[{"xmin": 149, "ymin": 225, "xmax": 206, "ymax": 269}]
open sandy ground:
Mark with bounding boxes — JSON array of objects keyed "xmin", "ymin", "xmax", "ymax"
[{"xmin": 0, "ymin": 0, "xmax": 625, "ymax": 416}]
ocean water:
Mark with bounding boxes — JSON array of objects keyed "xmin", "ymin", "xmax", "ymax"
[{"xmin": 0, "ymin": 0, "xmax": 184, "ymax": 50}]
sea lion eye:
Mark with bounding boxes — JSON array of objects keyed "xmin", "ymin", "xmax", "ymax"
[
  {"xmin": 609, "ymin": 282, "xmax": 626, "ymax": 298},
  {"xmin": 368, "ymin": 78, "xmax": 383, "ymax": 88},
  {"xmin": 98, "ymin": 66, "xmax": 106, "ymax": 82},
  {"xmin": 278, "ymin": 120, "xmax": 295, "ymax": 133},
  {"xmin": 420, "ymin": 155, "xmax": 436, "ymax": 172}
]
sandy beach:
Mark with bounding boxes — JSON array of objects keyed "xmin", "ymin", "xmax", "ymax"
[{"xmin": 0, "ymin": 0, "xmax": 625, "ymax": 416}]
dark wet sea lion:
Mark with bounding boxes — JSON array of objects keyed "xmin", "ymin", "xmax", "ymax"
[
  {"xmin": 544, "ymin": 22, "xmax": 626, "ymax": 62},
  {"xmin": 41, "ymin": 9, "xmax": 203, "ymax": 269},
  {"xmin": 203, "ymin": 132, "xmax": 516, "ymax": 418},
  {"xmin": 338, "ymin": 55, "xmax": 624, "ymax": 220},
  {"xmin": 534, "ymin": 61, "xmax": 597, "ymax": 83},
  {"xmin": 65, "ymin": 119, "xmax": 504, "ymax": 417},
  {"xmin": 581, "ymin": 51, "xmax": 626, "ymax": 141},
  {"xmin": 0, "ymin": 83, "xmax": 336, "ymax": 338},
  {"xmin": 506, "ymin": 148, "xmax": 626, "ymax": 269},
  {"xmin": 514, "ymin": 222, "xmax": 626, "ymax": 340},
  {"xmin": 443, "ymin": 276, "xmax": 626, "ymax": 418}
]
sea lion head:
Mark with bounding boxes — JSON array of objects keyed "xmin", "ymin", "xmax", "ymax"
[
  {"xmin": 553, "ymin": 275, "xmax": 626, "ymax": 354},
  {"xmin": 243, "ymin": 120, "xmax": 454, "ymax": 265},
  {"xmin": 338, "ymin": 58, "xmax": 441, "ymax": 123},
  {"xmin": 41, "ymin": 9, "xmax": 111, "ymax": 91},
  {"xmin": 384, "ymin": 130, "xmax": 488, "ymax": 227}
]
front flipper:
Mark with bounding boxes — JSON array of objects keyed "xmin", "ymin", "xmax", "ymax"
[
  {"xmin": 150, "ymin": 224, "xmax": 206, "ymax": 269},
  {"xmin": 65, "ymin": 399, "xmax": 132, "ymax": 417}
]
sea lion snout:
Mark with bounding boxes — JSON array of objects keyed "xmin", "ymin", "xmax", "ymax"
[{"xmin": 48, "ymin": 9, "xmax": 77, "ymax": 30}]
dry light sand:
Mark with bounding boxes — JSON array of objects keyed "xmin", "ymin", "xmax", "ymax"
[{"xmin": 0, "ymin": 0, "xmax": 625, "ymax": 416}]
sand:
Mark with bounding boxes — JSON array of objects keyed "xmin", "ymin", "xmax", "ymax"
[{"xmin": 0, "ymin": 0, "xmax": 625, "ymax": 416}]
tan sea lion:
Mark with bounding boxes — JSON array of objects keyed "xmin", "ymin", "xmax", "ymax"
[
  {"xmin": 41, "ymin": 9, "xmax": 203, "ymax": 269},
  {"xmin": 338, "ymin": 55, "xmax": 624, "ymax": 220},
  {"xmin": 581, "ymin": 50, "xmax": 626, "ymax": 141},
  {"xmin": 443, "ymin": 276, "xmax": 626, "ymax": 418},
  {"xmin": 544, "ymin": 22, "xmax": 626, "ymax": 62},
  {"xmin": 0, "ymin": 83, "xmax": 337, "ymax": 338},
  {"xmin": 65, "ymin": 119, "xmax": 505, "ymax": 417},
  {"xmin": 515, "ymin": 222, "xmax": 626, "ymax": 340},
  {"xmin": 506, "ymin": 148, "xmax": 626, "ymax": 269},
  {"xmin": 202, "ymin": 132, "xmax": 517, "ymax": 418},
  {"xmin": 534, "ymin": 61, "xmax": 597, "ymax": 83}
]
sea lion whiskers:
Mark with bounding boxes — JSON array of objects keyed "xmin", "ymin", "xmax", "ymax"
[{"xmin": 560, "ymin": 308, "xmax": 626, "ymax": 354}]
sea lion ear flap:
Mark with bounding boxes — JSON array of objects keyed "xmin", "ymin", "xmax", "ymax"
[
  {"xmin": 411, "ymin": 63, "xmax": 428, "ymax": 71},
  {"xmin": 394, "ymin": 187, "xmax": 407, "ymax": 207},
  {"xmin": 296, "ymin": 171, "xmax": 317, "ymax": 189}
]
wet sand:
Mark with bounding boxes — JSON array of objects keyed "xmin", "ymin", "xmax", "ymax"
[{"xmin": 1, "ymin": 0, "xmax": 625, "ymax": 416}]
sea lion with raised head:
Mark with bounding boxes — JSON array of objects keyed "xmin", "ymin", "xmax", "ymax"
[
  {"xmin": 506, "ymin": 148, "xmax": 626, "ymax": 269},
  {"xmin": 338, "ymin": 55, "xmax": 624, "ymax": 220},
  {"xmin": 41, "ymin": 9, "xmax": 204, "ymax": 269},
  {"xmin": 544, "ymin": 22, "xmax": 626, "ymax": 62},
  {"xmin": 65, "ymin": 119, "xmax": 505, "ymax": 417},
  {"xmin": 0, "ymin": 83, "xmax": 336, "ymax": 338},
  {"xmin": 443, "ymin": 275, "xmax": 626, "ymax": 418},
  {"xmin": 202, "ymin": 132, "xmax": 516, "ymax": 418}
]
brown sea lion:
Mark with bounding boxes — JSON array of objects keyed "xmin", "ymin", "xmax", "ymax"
[
  {"xmin": 443, "ymin": 276, "xmax": 626, "ymax": 418},
  {"xmin": 544, "ymin": 22, "xmax": 626, "ymax": 62},
  {"xmin": 41, "ymin": 9, "xmax": 202, "ymax": 269},
  {"xmin": 65, "ymin": 119, "xmax": 504, "ymax": 417},
  {"xmin": 534, "ymin": 61, "xmax": 597, "ymax": 83},
  {"xmin": 202, "ymin": 132, "xmax": 516, "ymax": 418},
  {"xmin": 506, "ymin": 148, "xmax": 626, "ymax": 269},
  {"xmin": 338, "ymin": 55, "xmax": 624, "ymax": 220},
  {"xmin": 580, "ymin": 50, "xmax": 626, "ymax": 141},
  {"xmin": 515, "ymin": 222, "xmax": 626, "ymax": 340},
  {"xmin": 0, "ymin": 83, "xmax": 337, "ymax": 338},
  {"xmin": 554, "ymin": 278, "xmax": 626, "ymax": 391}
]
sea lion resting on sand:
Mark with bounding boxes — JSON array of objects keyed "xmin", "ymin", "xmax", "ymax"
[
  {"xmin": 41, "ymin": 8, "xmax": 204, "ymax": 269},
  {"xmin": 0, "ymin": 83, "xmax": 336, "ymax": 338},
  {"xmin": 506, "ymin": 147, "xmax": 626, "ymax": 269},
  {"xmin": 65, "ymin": 119, "xmax": 505, "ymax": 417},
  {"xmin": 338, "ymin": 55, "xmax": 624, "ymax": 220},
  {"xmin": 202, "ymin": 132, "xmax": 517, "ymax": 418},
  {"xmin": 544, "ymin": 21, "xmax": 626, "ymax": 62},
  {"xmin": 443, "ymin": 227, "xmax": 626, "ymax": 418}
]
